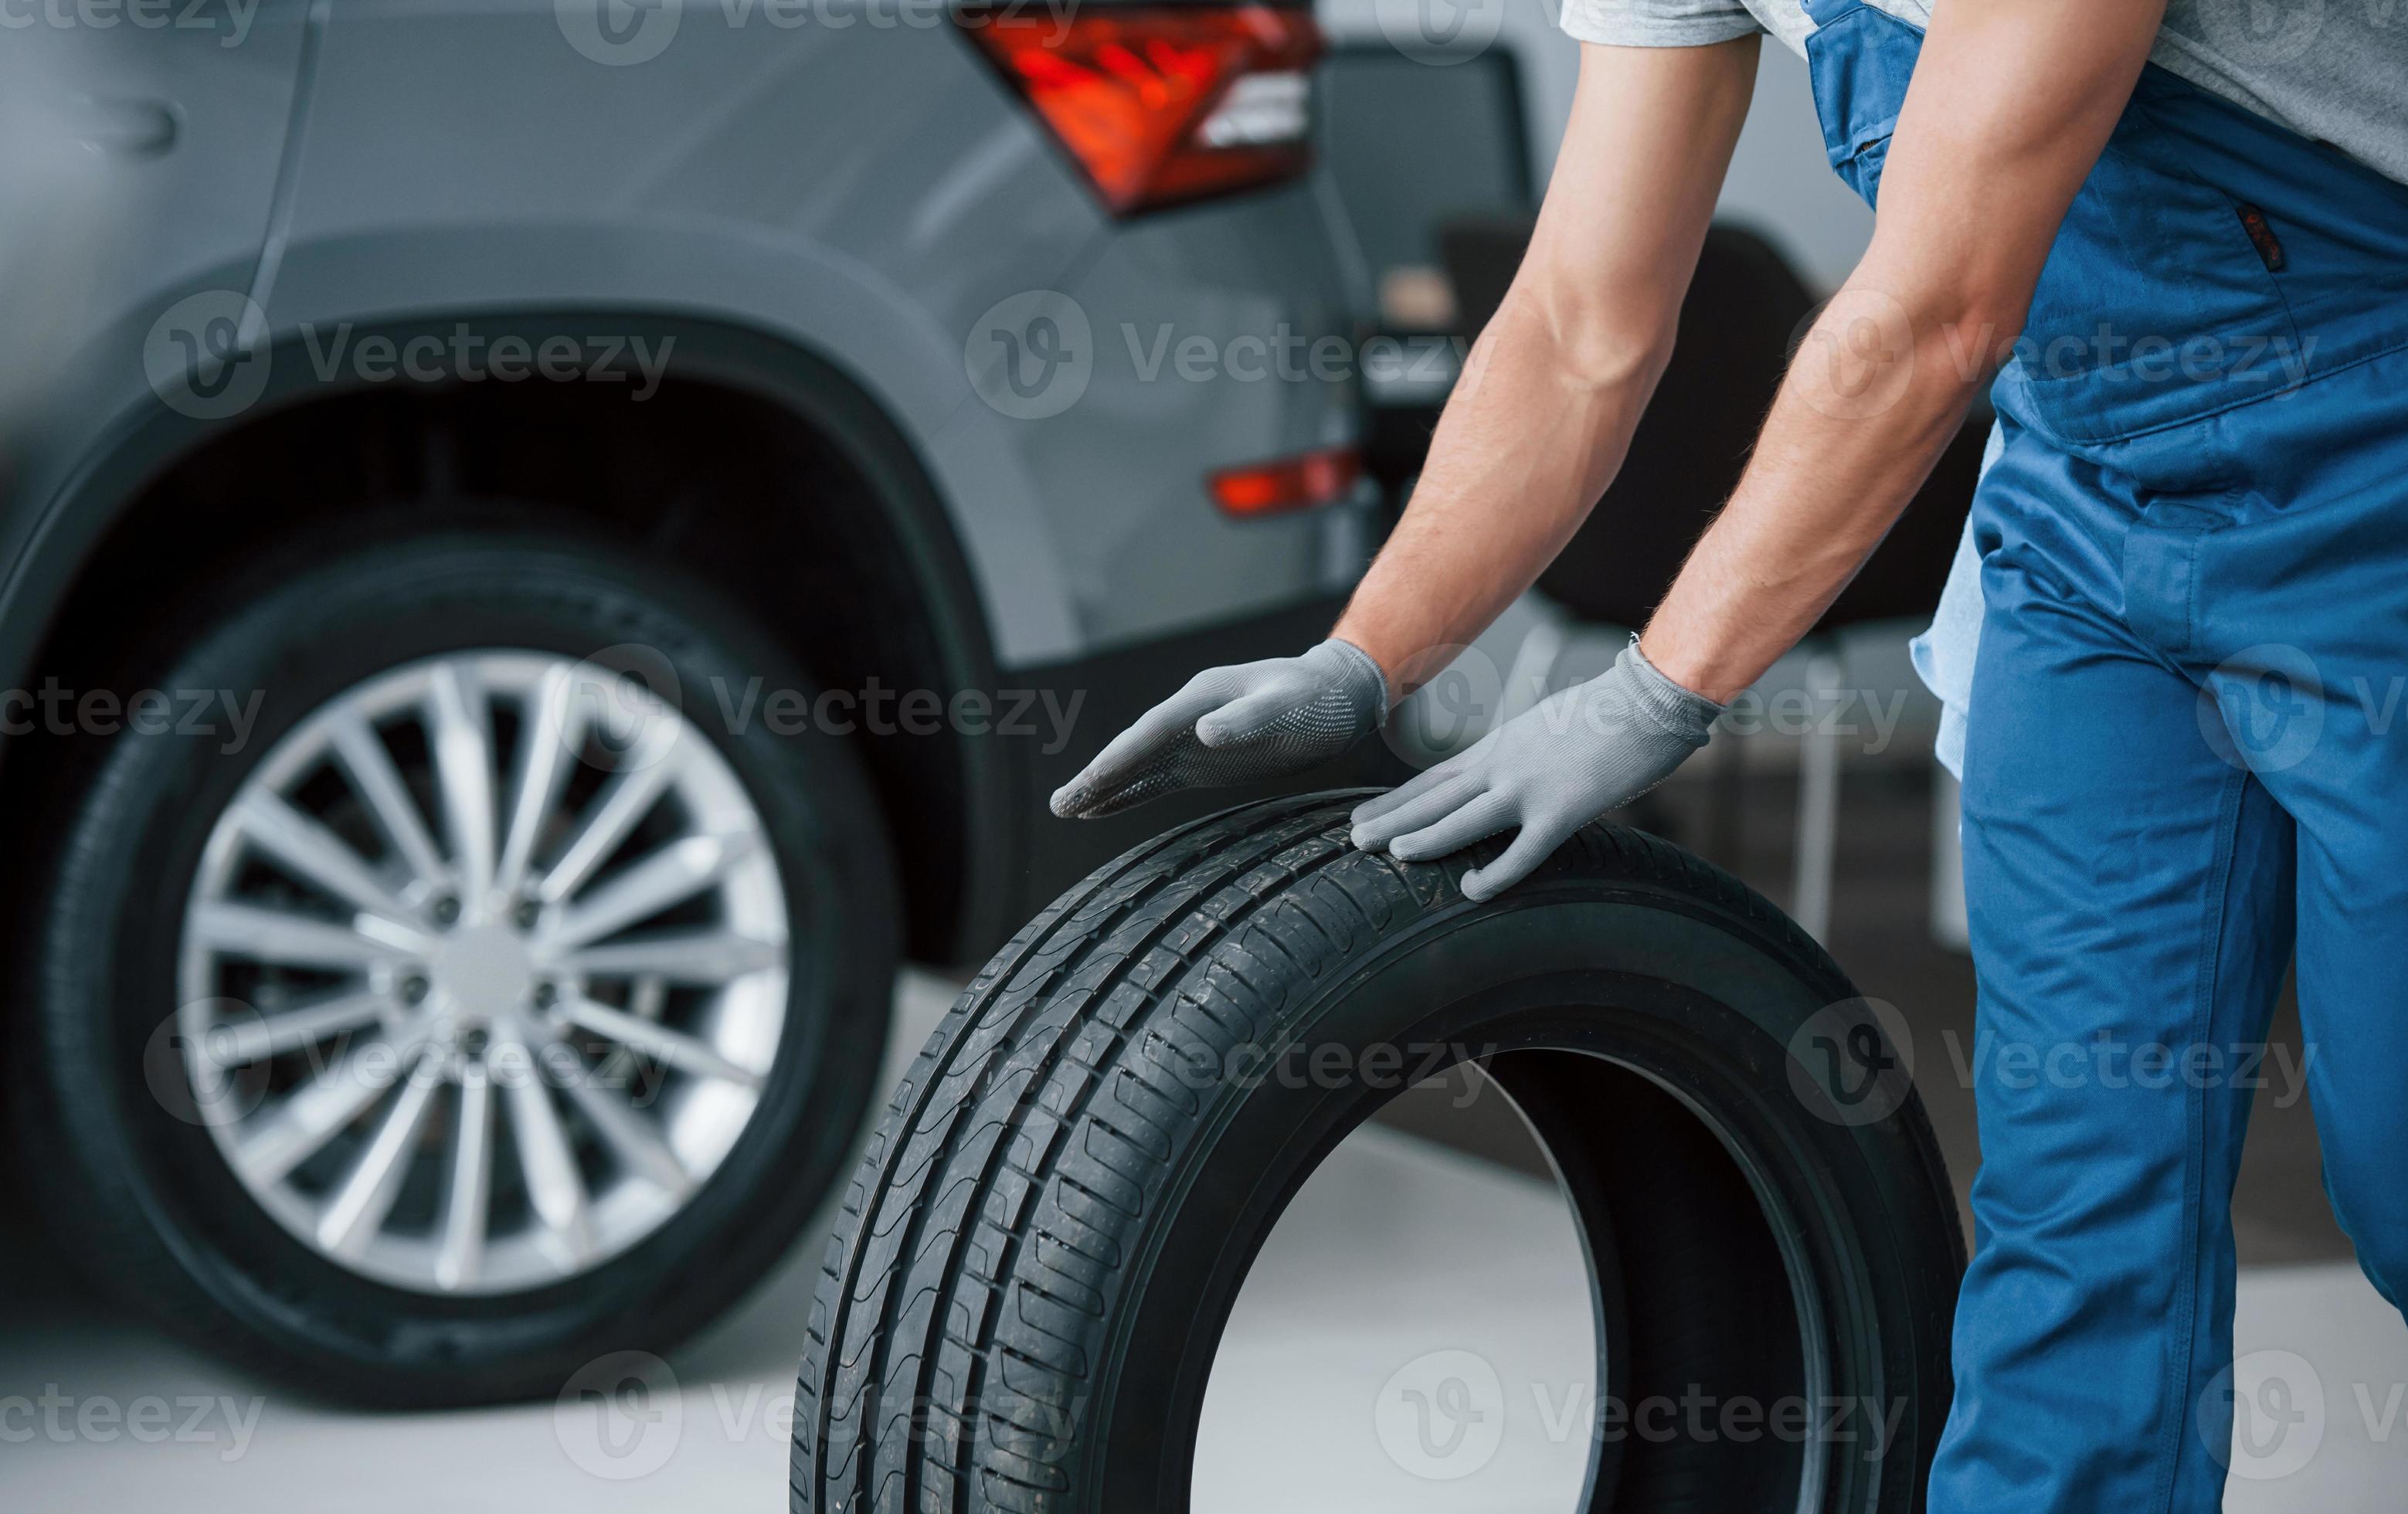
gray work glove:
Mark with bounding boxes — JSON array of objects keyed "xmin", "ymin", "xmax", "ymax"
[
  {"xmin": 1051, "ymin": 638, "xmax": 1390, "ymax": 819},
  {"xmin": 1350, "ymin": 639, "xmax": 1726, "ymax": 901}
]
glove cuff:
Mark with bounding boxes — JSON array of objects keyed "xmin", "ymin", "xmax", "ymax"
[
  {"xmin": 1618, "ymin": 637, "xmax": 1727, "ymax": 748},
  {"xmin": 1316, "ymin": 637, "xmax": 1392, "ymax": 725}
]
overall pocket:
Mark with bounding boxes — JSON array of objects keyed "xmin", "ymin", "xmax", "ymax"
[
  {"xmin": 1804, "ymin": 5, "xmax": 1911, "ymax": 205},
  {"xmin": 2000, "ymin": 100, "xmax": 2304, "ymax": 450},
  {"xmin": 1805, "ymin": 8, "xmax": 2303, "ymax": 451}
]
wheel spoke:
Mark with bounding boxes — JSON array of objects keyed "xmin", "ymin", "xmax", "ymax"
[
  {"xmin": 434, "ymin": 1069, "xmax": 494, "ymax": 1292},
  {"xmin": 543, "ymin": 831, "xmax": 761, "ymax": 955},
  {"xmin": 232, "ymin": 790, "xmax": 419, "ymax": 927},
  {"xmin": 556, "ymin": 990, "xmax": 767, "ymax": 1090},
  {"xmin": 627, "ymin": 974, "xmax": 667, "ymax": 1022},
  {"xmin": 494, "ymin": 664, "xmax": 584, "ymax": 902},
  {"xmin": 191, "ymin": 900, "xmax": 424, "ymax": 973},
  {"xmin": 236, "ymin": 1031, "xmax": 421, "ymax": 1186},
  {"xmin": 556, "ymin": 930, "xmax": 784, "ymax": 986},
  {"xmin": 533, "ymin": 737, "xmax": 678, "ymax": 906},
  {"xmin": 504, "ymin": 1053, "xmax": 595, "ymax": 1265},
  {"xmin": 555, "ymin": 1050, "xmax": 693, "ymax": 1198},
  {"xmin": 328, "ymin": 709, "xmax": 447, "ymax": 889},
  {"xmin": 426, "ymin": 662, "xmax": 498, "ymax": 911},
  {"xmin": 317, "ymin": 1052, "xmax": 440, "ymax": 1258},
  {"xmin": 208, "ymin": 989, "xmax": 388, "ymax": 1066}
]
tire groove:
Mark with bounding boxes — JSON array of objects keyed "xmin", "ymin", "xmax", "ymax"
[
  {"xmin": 804, "ymin": 799, "xmax": 1330, "ymax": 1510},
  {"xmin": 946, "ymin": 840, "xmax": 1360, "ymax": 1511},
  {"xmin": 898, "ymin": 811, "xmax": 1346, "ymax": 1514},
  {"xmin": 800, "ymin": 818, "xmax": 1180, "ymax": 1506},
  {"xmin": 796, "ymin": 793, "xmax": 1957, "ymax": 1514}
]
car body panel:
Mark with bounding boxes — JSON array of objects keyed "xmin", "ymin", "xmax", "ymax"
[
  {"xmin": 0, "ymin": 0, "xmax": 1370, "ymax": 961},
  {"xmin": 0, "ymin": 2, "xmax": 312, "ymax": 646},
  {"xmin": 250, "ymin": 0, "xmax": 1362, "ymax": 664}
]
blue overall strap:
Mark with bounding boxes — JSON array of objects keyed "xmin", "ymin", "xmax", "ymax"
[{"xmin": 1798, "ymin": 0, "xmax": 1922, "ymax": 196}]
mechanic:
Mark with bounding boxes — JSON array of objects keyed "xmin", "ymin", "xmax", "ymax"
[{"xmin": 1051, "ymin": 1, "xmax": 2408, "ymax": 1506}]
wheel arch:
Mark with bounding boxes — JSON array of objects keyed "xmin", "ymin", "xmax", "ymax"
[{"xmin": 0, "ymin": 312, "xmax": 1024, "ymax": 965}]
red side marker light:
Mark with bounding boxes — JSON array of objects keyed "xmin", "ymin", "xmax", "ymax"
[{"xmin": 1209, "ymin": 445, "xmax": 1360, "ymax": 517}]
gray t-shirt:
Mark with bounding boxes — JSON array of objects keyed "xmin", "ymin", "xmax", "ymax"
[{"xmin": 1560, "ymin": 0, "xmax": 2408, "ymax": 186}]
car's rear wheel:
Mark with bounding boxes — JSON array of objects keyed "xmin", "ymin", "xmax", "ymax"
[{"xmin": 17, "ymin": 521, "xmax": 898, "ymax": 1406}]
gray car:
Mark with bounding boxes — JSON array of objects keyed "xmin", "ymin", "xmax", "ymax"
[{"xmin": 0, "ymin": 0, "xmax": 1395, "ymax": 1404}]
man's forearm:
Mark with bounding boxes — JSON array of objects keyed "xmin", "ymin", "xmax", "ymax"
[
  {"xmin": 1639, "ymin": 282, "xmax": 1996, "ymax": 703},
  {"xmin": 1329, "ymin": 37, "xmax": 1760, "ymax": 701},
  {"xmin": 1333, "ymin": 296, "xmax": 1668, "ymax": 697},
  {"xmin": 1640, "ymin": 0, "xmax": 2163, "ymax": 704}
]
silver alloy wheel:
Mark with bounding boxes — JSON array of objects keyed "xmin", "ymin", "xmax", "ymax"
[{"xmin": 177, "ymin": 650, "xmax": 791, "ymax": 1295}]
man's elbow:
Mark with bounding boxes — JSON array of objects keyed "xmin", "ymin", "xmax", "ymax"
[
  {"xmin": 1489, "ymin": 280, "xmax": 1676, "ymax": 397},
  {"xmin": 1910, "ymin": 280, "xmax": 2030, "ymax": 385},
  {"xmin": 1844, "ymin": 248, "xmax": 2033, "ymax": 391}
]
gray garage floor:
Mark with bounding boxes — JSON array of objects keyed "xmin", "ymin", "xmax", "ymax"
[
  {"xmin": 5, "ymin": 1030, "xmax": 2397, "ymax": 1511},
  {"xmin": 7, "ymin": 762, "xmax": 2403, "ymax": 1509}
]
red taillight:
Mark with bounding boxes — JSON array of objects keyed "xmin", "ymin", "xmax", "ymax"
[
  {"xmin": 1209, "ymin": 445, "xmax": 1360, "ymax": 517},
  {"xmin": 957, "ymin": 4, "xmax": 1322, "ymax": 215}
]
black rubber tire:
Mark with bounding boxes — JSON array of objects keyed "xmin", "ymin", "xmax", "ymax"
[
  {"xmin": 793, "ymin": 792, "xmax": 1961, "ymax": 1513},
  {"xmin": 13, "ymin": 521, "xmax": 898, "ymax": 1407}
]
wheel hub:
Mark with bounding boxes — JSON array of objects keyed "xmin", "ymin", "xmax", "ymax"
[{"xmin": 425, "ymin": 921, "xmax": 538, "ymax": 1026}]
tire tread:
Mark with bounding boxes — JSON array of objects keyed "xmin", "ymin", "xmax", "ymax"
[{"xmin": 794, "ymin": 791, "xmax": 1957, "ymax": 1513}]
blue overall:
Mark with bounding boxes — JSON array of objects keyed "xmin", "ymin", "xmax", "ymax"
[{"xmin": 1800, "ymin": 1, "xmax": 2408, "ymax": 1507}]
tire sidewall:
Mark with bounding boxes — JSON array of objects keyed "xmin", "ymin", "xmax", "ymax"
[
  {"xmin": 32, "ymin": 525, "xmax": 898, "ymax": 1402},
  {"xmin": 1086, "ymin": 881, "xmax": 1954, "ymax": 1513}
]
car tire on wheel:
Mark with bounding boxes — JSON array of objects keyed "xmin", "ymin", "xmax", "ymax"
[
  {"xmin": 795, "ymin": 791, "xmax": 1962, "ymax": 1513},
  {"xmin": 16, "ymin": 521, "xmax": 898, "ymax": 1407}
]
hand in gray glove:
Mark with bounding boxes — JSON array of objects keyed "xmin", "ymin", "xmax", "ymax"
[
  {"xmin": 1051, "ymin": 638, "xmax": 1390, "ymax": 819},
  {"xmin": 1349, "ymin": 638, "xmax": 1726, "ymax": 901}
]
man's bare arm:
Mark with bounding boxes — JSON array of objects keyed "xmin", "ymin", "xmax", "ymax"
[
  {"xmin": 1639, "ymin": 0, "xmax": 2169, "ymax": 702},
  {"xmin": 1058, "ymin": 2, "xmax": 2169, "ymax": 843},
  {"xmin": 1331, "ymin": 37, "xmax": 1758, "ymax": 695}
]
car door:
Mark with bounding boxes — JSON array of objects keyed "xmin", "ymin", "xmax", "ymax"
[{"xmin": 0, "ymin": 0, "xmax": 314, "ymax": 631}]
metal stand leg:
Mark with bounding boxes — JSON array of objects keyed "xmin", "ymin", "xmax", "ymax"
[
  {"xmin": 1705, "ymin": 726, "xmax": 1745, "ymax": 872},
  {"xmin": 1930, "ymin": 762, "xmax": 1968, "ymax": 952},
  {"xmin": 1792, "ymin": 647, "xmax": 1844, "ymax": 943}
]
